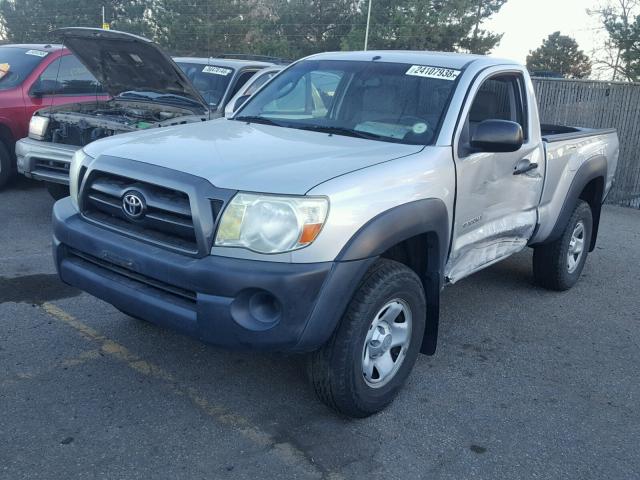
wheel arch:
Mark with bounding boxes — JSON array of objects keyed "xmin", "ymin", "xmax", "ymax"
[
  {"xmin": 0, "ymin": 122, "xmax": 15, "ymax": 154},
  {"xmin": 539, "ymin": 155, "xmax": 606, "ymax": 252},
  {"xmin": 336, "ymin": 198, "xmax": 450, "ymax": 355}
]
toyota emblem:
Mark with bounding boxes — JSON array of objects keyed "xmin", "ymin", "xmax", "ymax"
[{"xmin": 122, "ymin": 191, "xmax": 146, "ymax": 220}]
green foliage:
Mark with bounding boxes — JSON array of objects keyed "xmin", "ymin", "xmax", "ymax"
[
  {"xmin": 597, "ymin": 0, "xmax": 640, "ymax": 81},
  {"xmin": 0, "ymin": 0, "xmax": 508, "ymax": 58},
  {"xmin": 526, "ymin": 31, "xmax": 592, "ymax": 79},
  {"xmin": 342, "ymin": 0, "xmax": 507, "ymax": 54}
]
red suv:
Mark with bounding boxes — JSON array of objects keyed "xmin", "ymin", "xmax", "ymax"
[{"xmin": 0, "ymin": 44, "xmax": 105, "ymax": 188}]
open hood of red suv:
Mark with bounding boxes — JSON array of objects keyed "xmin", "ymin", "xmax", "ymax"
[{"xmin": 53, "ymin": 28, "xmax": 208, "ymax": 112}]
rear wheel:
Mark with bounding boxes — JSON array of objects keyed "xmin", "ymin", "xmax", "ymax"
[
  {"xmin": 0, "ymin": 141, "xmax": 13, "ymax": 190},
  {"xmin": 307, "ymin": 259, "xmax": 426, "ymax": 417},
  {"xmin": 533, "ymin": 200, "xmax": 593, "ymax": 291},
  {"xmin": 46, "ymin": 182, "xmax": 70, "ymax": 200}
]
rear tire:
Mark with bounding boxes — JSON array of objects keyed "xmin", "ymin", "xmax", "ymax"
[
  {"xmin": 46, "ymin": 182, "xmax": 70, "ymax": 200},
  {"xmin": 533, "ymin": 200, "xmax": 593, "ymax": 291},
  {"xmin": 0, "ymin": 141, "xmax": 13, "ymax": 190},
  {"xmin": 307, "ymin": 259, "xmax": 426, "ymax": 418}
]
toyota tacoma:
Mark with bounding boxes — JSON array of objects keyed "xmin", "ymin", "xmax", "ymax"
[{"xmin": 52, "ymin": 51, "xmax": 619, "ymax": 417}]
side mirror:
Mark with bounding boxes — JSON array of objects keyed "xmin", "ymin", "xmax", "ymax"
[
  {"xmin": 233, "ymin": 94, "xmax": 251, "ymax": 112},
  {"xmin": 471, "ymin": 119, "xmax": 523, "ymax": 153}
]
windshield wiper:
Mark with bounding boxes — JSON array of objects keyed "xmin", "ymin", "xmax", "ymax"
[
  {"xmin": 119, "ymin": 91, "xmax": 153, "ymax": 100},
  {"xmin": 234, "ymin": 116, "xmax": 281, "ymax": 126},
  {"xmin": 155, "ymin": 94, "xmax": 203, "ymax": 108},
  {"xmin": 295, "ymin": 125, "xmax": 385, "ymax": 141}
]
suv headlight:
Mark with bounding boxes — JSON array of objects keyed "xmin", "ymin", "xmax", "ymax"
[
  {"xmin": 28, "ymin": 115, "xmax": 49, "ymax": 140},
  {"xmin": 215, "ymin": 193, "xmax": 329, "ymax": 254},
  {"xmin": 69, "ymin": 149, "xmax": 92, "ymax": 210}
]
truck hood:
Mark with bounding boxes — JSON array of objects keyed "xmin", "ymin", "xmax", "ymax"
[
  {"xmin": 53, "ymin": 28, "xmax": 208, "ymax": 112},
  {"xmin": 84, "ymin": 119, "xmax": 424, "ymax": 194}
]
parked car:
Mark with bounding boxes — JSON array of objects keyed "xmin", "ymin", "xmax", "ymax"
[
  {"xmin": 0, "ymin": 43, "xmax": 108, "ymax": 189},
  {"xmin": 16, "ymin": 28, "xmax": 276, "ymax": 198},
  {"xmin": 224, "ymin": 65, "xmax": 285, "ymax": 117},
  {"xmin": 52, "ymin": 51, "xmax": 619, "ymax": 417},
  {"xmin": 175, "ymin": 57, "xmax": 279, "ymax": 117}
]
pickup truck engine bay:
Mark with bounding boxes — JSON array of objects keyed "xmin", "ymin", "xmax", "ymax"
[
  {"xmin": 32, "ymin": 101, "xmax": 197, "ymax": 146},
  {"xmin": 51, "ymin": 46, "xmax": 619, "ymax": 418}
]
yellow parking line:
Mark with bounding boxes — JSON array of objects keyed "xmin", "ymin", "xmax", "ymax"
[{"xmin": 41, "ymin": 302, "xmax": 340, "ymax": 480}]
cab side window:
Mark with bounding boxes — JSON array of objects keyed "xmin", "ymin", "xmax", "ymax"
[
  {"xmin": 460, "ymin": 73, "xmax": 527, "ymax": 156},
  {"xmin": 32, "ymin": 55, "xmax": 103, "ymax": 96}
]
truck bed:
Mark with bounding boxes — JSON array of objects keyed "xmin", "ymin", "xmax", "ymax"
[{"xmin": 541, "ymin": 124, "xmax": 617, "ymax": 143}]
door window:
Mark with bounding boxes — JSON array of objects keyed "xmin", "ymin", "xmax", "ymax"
[
  {"xmin": 461, "ymin": 73, "xmax": 528, "ymax": 155},
  {"xmin": 32, "ymin": 55, "xmax": 103, "ymax": 96}
]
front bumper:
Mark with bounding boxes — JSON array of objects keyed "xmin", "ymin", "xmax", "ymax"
[
  {"xmin": 16, "ymin": 138, "xmax": 79, "ymax": 185},
  {"xmin": 53, "ymin": 198, "xmax": 374, "ymax": 352}
]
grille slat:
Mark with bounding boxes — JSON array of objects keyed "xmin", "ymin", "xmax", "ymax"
[
  {"xmin": 81, "ymin": 172, "xmax": 200, "ymax": 255},
  {"xmin": 35, "ymin": 158, "xmax": 71, "ymax": 173},
  {"xmin": 68, "ymin": 248, "xmax": 197, "ymax": 304}
]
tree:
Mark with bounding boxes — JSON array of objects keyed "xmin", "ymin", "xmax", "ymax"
[
  {"xmin": 342, "ymin": 0, "xmax": 507, "ymax": 54},
  {"xmin": 0, "ymin": 0, "xmax": 153, "ymax": 43},
  {"xmin": 526, "ymin": 32, "xmax": 592, "ymax": 79},
  {"xmin": 590, "ymin": 0, "xmax": 640, "ymax": 81}
]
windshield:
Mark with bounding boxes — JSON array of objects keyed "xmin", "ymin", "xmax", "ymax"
[
  {"xmin": 177, "ymin": 62, "xmax": 235, "ymax": 108},
  {"xmin": 234, "ymin": 60, "xmax": 460, "ymax": 145},
  {"xmin": 0, "ymin": 47, "xmax": 50, "ymax": 90}
]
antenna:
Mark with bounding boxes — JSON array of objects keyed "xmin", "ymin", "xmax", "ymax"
[{"xmin": 364, "ymin": 0, "xmax": 373, "ymax": 51}]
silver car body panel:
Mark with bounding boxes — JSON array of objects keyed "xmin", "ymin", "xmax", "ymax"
[
  {"xmin": 530, "ymin": 131, "xmax": 619, "ymax": 244},
  {"xmin": 16, "ymin": 137, "xmax": 78, "ymax": 185}
]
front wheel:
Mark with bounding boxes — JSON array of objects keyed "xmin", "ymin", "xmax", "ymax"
[
  {"xmin": 307, "ymin": 259, "xmax": 426, "ymax": 418},
  {"xmin": 0, "ymin": 141, "xmax": 13, "ymax": 190},
  {"xmin": 533, "ymin": 200, "xmax": 593, "ymax": 291}
]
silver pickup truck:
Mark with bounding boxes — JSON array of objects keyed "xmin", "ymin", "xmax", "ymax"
[{"xmin": 52, "ymin": 51, "xmax": 619, "ymax": 417}]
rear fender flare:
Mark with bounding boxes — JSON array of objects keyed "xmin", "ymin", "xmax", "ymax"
[{"xmin": 541, "ymin": 156, "xmax": 606, "ymax": 251}]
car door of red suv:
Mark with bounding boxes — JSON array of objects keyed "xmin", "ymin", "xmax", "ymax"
[{"xmin": 23, "ymin": 52, "xmax": 108, "ymax": 135}]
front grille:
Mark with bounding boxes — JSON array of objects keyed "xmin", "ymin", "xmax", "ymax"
[
  {"xmin": 68, "ymin": 248, "xmax": 197, "ymax": 304},
  {"xmin": 81, "ymin": 171, "xmax": 199, "ymax": 254},
  {"xmin": 35, "ymin": 158, "xmax": 70, "ymax": 174}
]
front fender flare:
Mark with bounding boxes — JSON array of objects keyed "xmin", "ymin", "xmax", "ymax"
[{"xmin": 337, "ymin": 198, "xmax": 450, "ymax": 355}]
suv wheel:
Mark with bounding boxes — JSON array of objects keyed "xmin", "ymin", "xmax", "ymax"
[
  {"xmin": 0, "ymin": 141, "xmax": 13, "ymax": 189},
  {"xmin": 533, "ymin": 200, "xmax": 593, "ymax": 291},
  {"xmin": 46, "ymin": 182, "xmax": 70, "ymax": 200},
  {"xmin": 307, "ymin": 259, "xmax": 426, "ymax": 417}
]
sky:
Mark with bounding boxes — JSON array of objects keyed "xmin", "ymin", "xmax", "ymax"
[{"xmin": 486, "ymin": 0, "xmax": 605, "ymax": 63}]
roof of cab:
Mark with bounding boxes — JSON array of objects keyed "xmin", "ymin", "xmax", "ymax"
[
  {"xmin": 172, "ymin": 57, "xmax": 275, "ymax": 69},
  {"xmin": 0, "ymin": 43, "xmax": 65, "ymax": 51},
  {"xmin": 304, "ymin": 50, "xmax": 520, "ymax": 70}
]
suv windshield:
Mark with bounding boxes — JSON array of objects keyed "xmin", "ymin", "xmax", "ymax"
[
  {"xmin": 0, "ymin": 47, "xmax": 50, "ymax": 91},
  {"xmin": 177, "ymin": 62, "xmax": 235, "ymax": 108},
  {"xmin": 234, "ymin": 59, "xmax": 460, "ymax": 145}
]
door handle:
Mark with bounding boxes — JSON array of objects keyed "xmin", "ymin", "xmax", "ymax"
[{"xmin": 513, "ymin": 158, "xmax": 538, "ymax": 175}]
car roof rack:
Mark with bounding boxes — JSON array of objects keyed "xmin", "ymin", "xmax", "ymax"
[{"xmin": 214, "ymin": 53, "xmax": 291, "ymax": 65}]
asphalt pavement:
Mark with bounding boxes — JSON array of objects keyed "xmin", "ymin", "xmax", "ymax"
[{"xmin": 1, "ymin": 177, "xmax": 639, "ymax": 479}]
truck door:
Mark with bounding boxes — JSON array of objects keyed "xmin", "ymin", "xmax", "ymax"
[
  {"xmin": 446, "ymin": 68, "xmax": 545, "ymax": 283},
  {"xmin": 26, "ymin": 54, "xmax": 105, "ymax": 119}
]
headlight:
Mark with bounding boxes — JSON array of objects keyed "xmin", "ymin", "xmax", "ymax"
[
  {"xmin": 28, "ymin": 115, "xmax": 49, "ymax": 140},
  {"xmin": 69, "ymin": 149, "xmax": 92, "ymax": 210},
  {"xmin": 215, "ymin": 193, "xmax": 329, "ymax": 254}
]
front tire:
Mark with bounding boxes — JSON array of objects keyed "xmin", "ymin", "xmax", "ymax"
[
  {"xmin": 46, "ymin": 182, "xmax": 70, "ymax": 200},
  {"xmin": 533, "ymin": 200, "xmax": 593, "ymax": 291},
  {"xmin": 307, "ymin": 259, "xmax": 426, "ymax": 418},
  {"xmin": 0, "ymin": 141, "xmax": 13, "ymax": 190}
]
